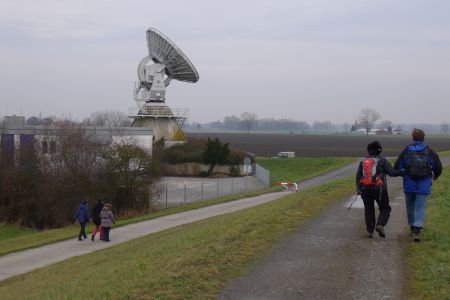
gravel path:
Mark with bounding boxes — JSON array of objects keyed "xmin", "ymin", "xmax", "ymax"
[
  {"xmin": 219, "ymin": 156, "xmax": 450, "ymax": 300},
  {"xmin": 219, "ymin": 178, "xmax": 407, "ymax": 300},
  {"xmin": 0, "ymin": 162, "xmax": 358, "ymax": 282}
]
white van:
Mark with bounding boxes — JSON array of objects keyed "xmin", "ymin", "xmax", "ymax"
[{"xmin": 277, "ymin": 151, "xmax": 295, "ymax": 158}]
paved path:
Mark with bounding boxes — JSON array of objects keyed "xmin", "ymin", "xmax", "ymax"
[{"xmin": 0, "ymin": 161, "xmax": 359, "ymax": 282}]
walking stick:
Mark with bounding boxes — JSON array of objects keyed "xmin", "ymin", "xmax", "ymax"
[{"xmin": 347, "ymin": 194, "xmax": 359, "ymax": 210}]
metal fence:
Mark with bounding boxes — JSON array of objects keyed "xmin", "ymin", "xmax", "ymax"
[
  {"xmin": 154, "ymin": 175, "xmax": 269, "ymax": 209},
  {"xmin": 255, "ymin": 163, "xmax": 270, "ymax": 187}
]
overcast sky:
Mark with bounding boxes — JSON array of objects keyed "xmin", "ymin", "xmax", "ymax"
[{"xmin": 0, "ymin": 0, "xmax": 449, "ymax": 124}]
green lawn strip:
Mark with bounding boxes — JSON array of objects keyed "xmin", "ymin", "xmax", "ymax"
[
  {"xmin": 0, "ymin": 157, "xmax": 353, "ymax": 256},
  {"xmin": 407, "ymin": 166, "xmax": 450, "ymax": 300},
  {"xmin": 0, "ymin": 176, "xmax": 353, "ymax": 300},
  {"xmin": 0, "ymin": 224, "xmax": 37, "ymax": 241},
  {"xmin": 438, "ymin": 150, "xmax": 450, "ymax": 157},
  {"xmin": 257, "ymin": 157, "xmax": 355, "ymax": 185}
]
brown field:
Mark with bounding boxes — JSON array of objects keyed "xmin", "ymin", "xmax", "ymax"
[{"xmin": 186, "ymin": 132, "xmax": 450, "ymax": 157}]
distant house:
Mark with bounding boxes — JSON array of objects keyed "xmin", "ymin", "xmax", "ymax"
[
  {"xmin": 393, "ymin": 128, "xmax": 403, "ymax": 135},
  {"xmin": 351, "ymin": 128, "xmax": 367, "ymax": 135},
  {"xmin": 369, "ymin": 128, "xmax": 391, "ymax": 135}
]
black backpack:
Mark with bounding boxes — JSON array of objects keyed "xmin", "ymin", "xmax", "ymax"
[{"xmin": 406, "ymin": 147, "xmax": 432, "ymax": 179}]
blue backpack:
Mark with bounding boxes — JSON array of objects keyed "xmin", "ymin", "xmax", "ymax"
[{"xmin": 406, "ymin": 147, "xmax": 431, "ymax": 179}]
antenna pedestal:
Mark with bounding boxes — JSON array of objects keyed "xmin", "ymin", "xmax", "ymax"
[{"xmin": 129, "ymin": 103, "xmax": 188, "ymax": 142}]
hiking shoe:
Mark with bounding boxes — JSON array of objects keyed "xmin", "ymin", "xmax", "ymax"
[
  {"xmin": 366, "ymin": 231, "xmax": 373, "ymax": 238},
  {"xmin": 78, "ymin": 238, "xmax": 83, "ymax": 241},
  {"xmin": 413, "ymin": 227, "xmax": 421, "ymax": 242},
  {"xmin": 375, "ymin": 225, "xmax": 386, "ymax": 238},
  {"xmin": 410, "ymin": 226, "xmax": 415, "ymax": 237}
]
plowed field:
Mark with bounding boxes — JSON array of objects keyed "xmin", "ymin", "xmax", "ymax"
[{"xmin": 186, "ymin": 132, "xmax": 450, "ymax": 157}]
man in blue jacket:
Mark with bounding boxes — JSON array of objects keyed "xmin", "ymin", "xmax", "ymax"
[
  {"xmin": 394, "ymin": 128, "xmax": 442, "ymax": 242},
  {"xmin": 74, "ymin": 200, "xmax": 89, "ymax": 241}
]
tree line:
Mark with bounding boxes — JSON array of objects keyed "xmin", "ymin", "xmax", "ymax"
[{"xmin": 184, "ymin": 110, "xmax": 450, "ymax": 134}]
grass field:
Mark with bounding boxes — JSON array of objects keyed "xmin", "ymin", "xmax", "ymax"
[
  {"xmin": 0, "ymin": 176, "xmax": 354, "ymax": 300},
  {"xmin": 407, "ymin": 165, "xmax": 450, "ymax": 300},
  {"xmin": 257, "ymin": 157, "xmax": 354, "ymax": 185},
  {"xmin": 0, "ymin": 157, "xmax": 353, "ymax": 257}
]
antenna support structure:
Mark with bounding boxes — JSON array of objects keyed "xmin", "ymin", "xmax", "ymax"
[{"xmin": 130, "ymin": 28, "xmax": 199, "ymax": 143}]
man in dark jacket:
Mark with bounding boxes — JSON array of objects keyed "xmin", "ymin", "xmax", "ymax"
[
  {"xmin": 356, "ymin": 141, "xmax": 403, "ymax": 238},
  {"xmin": 91, "ymin": 199, "xmax": 104, "ymax": 241},
  {"xmin": 74, "ymin": 200, "xmax": 89, "ymax": 241},
  {"xmin": 394, "ymin": 128, "xmax": 442, "ymax": 242}
]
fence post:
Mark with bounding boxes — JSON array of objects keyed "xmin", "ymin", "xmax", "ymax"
[
  {"xmin": 201, "ymin": 182, "xmax": 204, "ymax": 201},
  {"xmin": 184, "ymin": 183, "xmax": 187, "ymax": 205},
  {"xmin": 216, "ymin": 180, "xmax": 219, "ymax": 199},
  {"xmin": 165, "ymin": 184, "xmax": 168, "ymax": 209},
  {"xmin": 231, "ymin": 178, "xmax": 234, "ymax": 194},
  {"xmin": 245, "ymin": 175, "xmax": 248, "ymax": 193}
]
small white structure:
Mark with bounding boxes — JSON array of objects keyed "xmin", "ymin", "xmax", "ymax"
[{"xmin": 277, "ymin": 151, "xmax": 295, "ymax": 158}]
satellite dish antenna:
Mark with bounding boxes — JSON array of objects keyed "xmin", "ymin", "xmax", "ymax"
[{"xmin": 131, "ymin": 28, "xmax": 200, "ymax": 142}]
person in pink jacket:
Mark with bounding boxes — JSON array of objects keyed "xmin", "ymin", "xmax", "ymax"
[{"xmin": 100, "ymin": 203, "xmax": 115, "ymax": 242}]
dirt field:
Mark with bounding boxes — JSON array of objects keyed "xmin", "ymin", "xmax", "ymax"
[{"xmin": 186, "ymin": 132, "xmax": 450, "ymax": 157}]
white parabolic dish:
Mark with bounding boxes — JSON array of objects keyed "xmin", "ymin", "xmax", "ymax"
[{"xmin": 146, "ymin": 28, "xmax": 199, "ymax": 83}]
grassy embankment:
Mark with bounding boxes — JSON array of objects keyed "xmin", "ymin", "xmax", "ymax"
[
  {"xmin": 407, "ymin": 165, "xmax": 450, "ymax": 300},
  {"xmin": 0, "ymin": 157, "xmax": 354, "ymax": 256},
  {"xmin": 0, "ymin": 176, "xmax": 354, "ymax": 299}
]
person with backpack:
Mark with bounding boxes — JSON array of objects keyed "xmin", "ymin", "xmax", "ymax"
[
  {"xmin": 91, "ymin": 199, "xmax": 104, "ymax": 241},
  {"xmin": 73, "ymin": 200, "xmax": 89, "ymax": 241},
  {"xmin": 356, "ymin": 141, "xmax": 403, "ymax": 238},
  {"xmin": 394, "ymin": 128, "xmax": 442, "ymax": 242}
]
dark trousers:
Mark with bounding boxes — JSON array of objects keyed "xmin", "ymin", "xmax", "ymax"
[
  {"xmin": 103, "ymin": 227, "xmax": 111, "ymax": 241},
  {"xmin": 361, "ymin": 189, "xmax": 391, "ymax": 232},
  {"xmin": 78, "ymin": 222, "xmax": 87, "ymax": 239}
]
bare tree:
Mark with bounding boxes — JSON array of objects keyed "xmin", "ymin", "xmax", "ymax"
[
  {"xmin": 84, "ymin": 110, "xmax": 132, "ymax": 127},
  {"xmin": 378, "ymin": 120, "xmax": 392, "ymax": 129},
  {"xmin": 358, "ymin": 108, "xmax": 381, "ymax": 135},
  {"xmin": 313, "ymin": 121, "xmax": 333, "ymax": 131},
  {"xmin": 240, "ymin": 112, "xmax": 258, "ymax": 133}
]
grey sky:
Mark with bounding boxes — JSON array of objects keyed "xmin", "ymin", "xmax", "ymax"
[{"xmin": 0, "ymin": 0, "xmax": 449, "ymax": 124}]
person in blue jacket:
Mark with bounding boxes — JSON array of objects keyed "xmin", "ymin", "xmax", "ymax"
[
  {"xmin": 73, "ymin": 200, "xmax": 89, "ymax": 241},
  {"xmin": 394, "ymin": 128, "xmax": 442, "ymax": 242}
]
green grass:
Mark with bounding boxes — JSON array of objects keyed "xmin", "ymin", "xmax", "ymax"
[
  {"xmin": 407, "ymin": 166, "xmax": 450, "ymax": 300},
  {"xmin": 0, "ymin": 157, "xmax": 353, "ymax": 257},
  {"xmin": 0, "ymin": 176, "xmax": 354, "ymax": 300},
  {"xmin": 257, "ymin": 157, "xmax": 355, "ymax": 185},
  {"xmin": 438, "ymin": 150, "xmax": 450, "ymax": 157},
  {"xmin": 0, "ymin": 224, "xmax": 36, "ymax": 241}
]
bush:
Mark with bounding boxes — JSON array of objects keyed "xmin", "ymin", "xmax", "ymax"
[
  {"xmin": 161, "ymin": 139, "xmax": 204, "ymax": 164},
  {"xmin": 198, "ymin": 171, "xmax": 209, "ymax": 177},
  {"xmin": 228, "ymin": 165, "xmax": 241, "ymax": 177},
  {"xmin": 161, "ymin": 138, "xmax": 248, "ymax": 166}
]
